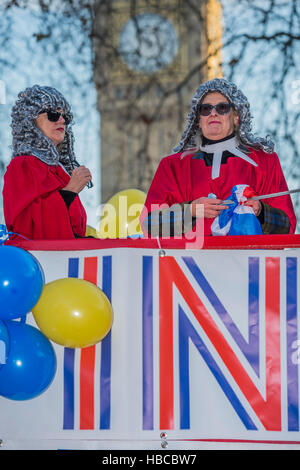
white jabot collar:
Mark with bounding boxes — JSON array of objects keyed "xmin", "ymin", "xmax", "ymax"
[{"xmin": 199, "ymin": 136, "xmax": 258, "ymax": 179}]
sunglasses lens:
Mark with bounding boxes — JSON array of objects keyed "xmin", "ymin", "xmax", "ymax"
[
  {"xmin": 47, "ymin": 110, "xmax": 60, "ymax": 122},
  {"xmin": 199, "ymin": 104, "xmax": 213, "ymax": 116},
  {"xmin": 216, "ymin": 103, "xmax": 231, "ymax": 114}
]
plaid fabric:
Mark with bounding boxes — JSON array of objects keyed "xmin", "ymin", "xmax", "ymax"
[
  {"xmin": 259, "ymin": 202, "xmax": 290, "ymax": 234},
  {"xmin": 144, "ymin": 202, "xmax": 195, "ymax": 237}
]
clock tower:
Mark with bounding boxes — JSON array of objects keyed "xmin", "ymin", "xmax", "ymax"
[{"xmin": 92, "ymin": 0, "xmax": 223, "ymax": 202}]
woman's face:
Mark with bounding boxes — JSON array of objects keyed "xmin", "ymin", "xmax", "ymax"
[
  {"xmin": 35, "ymin": 109, "xmax": 66, "ymax": 146},
  {"xmin": 198, "ymin": 92, "xmax": 239, "ymax": 140}
]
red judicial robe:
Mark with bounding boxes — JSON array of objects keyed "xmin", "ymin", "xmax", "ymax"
[
  {"xmin": 143, "ymin": 148, "xmax": 296, "ymax": 236},
  {"xmin": 3, "ymin": 155, "xmax": 87, "ymax": 240}
]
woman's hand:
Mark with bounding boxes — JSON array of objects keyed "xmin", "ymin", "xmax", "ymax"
[
  {"xmin": 190, "ymin": 197, "xmax": 229, "ymax": 218},
  {"xmin": 244, "ymin": 199, "xmax": 262, "ymax": 216},
  {"xmin": 63, "ymin": 166, "xmax": 92, "ymax": 193}
]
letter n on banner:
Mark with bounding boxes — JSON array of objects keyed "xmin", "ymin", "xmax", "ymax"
[{"xmin": 159, "ymin": 256, "xmax": 281, "ymax": 431}]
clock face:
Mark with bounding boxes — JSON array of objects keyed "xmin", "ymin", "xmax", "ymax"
[{"xmin": 119, "ymin": 13, "xmax": 179, "ymax": 74}]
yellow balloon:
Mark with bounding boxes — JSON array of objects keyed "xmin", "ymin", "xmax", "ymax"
[
  {"xmin": 85, "ymin": 225, "xmax": 99, "ymax": 238},
  {"xmin": 99, "ymin": 188, "xmax": 146, "ymax": 239},
  {"xmin": 32, "ymin": 278, "xmax": 113, "ymax": 348}
]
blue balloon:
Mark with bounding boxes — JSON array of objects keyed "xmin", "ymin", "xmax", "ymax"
[
  {"xmin": 0, "ymin": 321, "xmax": 57, "ymax": 400},
  {"xmin": 0, "ymin": 320, "xmax": 9, "ymax": 369},
  {"xmin": 0, "ymin": 246, "xmax": 44, "ymax": 320}
]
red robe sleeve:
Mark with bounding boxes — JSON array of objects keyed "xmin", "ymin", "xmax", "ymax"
[
  {"xmin": 252, "ymin": 151, "xmax": 297, "ymax": 234},
  {"xmin": 140, "ymin": 155, "xmax": 186, "ymax": 234},
  {"xmin": 143, "ymin": 155, "xmax": 191, "ymax": 209},
  {"xmin": 2, "ymin": 155, "xmax": 87, "ymax": 240}
]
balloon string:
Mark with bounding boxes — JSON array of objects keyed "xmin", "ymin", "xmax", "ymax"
[
  {"xmin": 0, "ymin": 224, "xmax": 30, "ymax": 245},
  {"xmin": 156, "ymin": 236, "xmax": 162, "ymax": 250},
  {"xmin": 156, "ymin": 236, "xmax": 166, "ymax": 257}
]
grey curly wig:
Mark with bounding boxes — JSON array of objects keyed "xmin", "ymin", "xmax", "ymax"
[
  {"xmin": 11, "ymin": 85, "xmax": 86, "ymax": 179},
  {"xmin": 173, "ymin": 78, "xmax": 274, "ymax": 154}
]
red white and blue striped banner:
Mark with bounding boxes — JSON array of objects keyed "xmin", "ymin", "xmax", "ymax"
[{"xmin": 1, "ymin": 239, "xmax": 300, "ymax": 449}]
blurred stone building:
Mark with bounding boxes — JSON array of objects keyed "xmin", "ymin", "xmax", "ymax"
[{"xmin": 92, "ymin": 0, "xmax": 223, "ymax": 202}]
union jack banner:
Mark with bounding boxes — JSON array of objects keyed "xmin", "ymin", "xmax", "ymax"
[{"xmin": 0, "ymin": 240, "xmax": 300, "ymax": 449}]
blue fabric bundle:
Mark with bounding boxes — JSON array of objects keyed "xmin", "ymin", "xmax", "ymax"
[{"xmin": 211, "ymin": 185, "xmax": 263, "ymax": 236}]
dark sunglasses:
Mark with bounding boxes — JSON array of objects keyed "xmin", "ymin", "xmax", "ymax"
[
  {"xmin": 198, "ymin": 102, "xmax": 233, "ymax": 116},
  {"xmin": 40, "ymin": 109, "xmax": 71, "ymax": 125}
]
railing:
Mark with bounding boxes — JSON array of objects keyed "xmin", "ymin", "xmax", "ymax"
[{"xmin": 5, "ymin": 233, "xmax": 300, "ymax": 251}]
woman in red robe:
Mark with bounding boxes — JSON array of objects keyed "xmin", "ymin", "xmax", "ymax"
[
  {"xmin": 141, "ymin": 78, "xmax": 296, "ymax": 237},
  {"xmin": 2, "ymin": 85, "xmax": 92, "ymax": 240}
]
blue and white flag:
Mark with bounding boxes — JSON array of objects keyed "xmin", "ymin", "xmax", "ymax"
[{"xmin": 211, "ymin": 184, "xmax": 263, "ymax": 236}]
